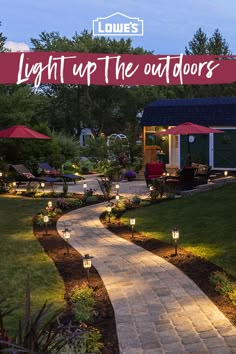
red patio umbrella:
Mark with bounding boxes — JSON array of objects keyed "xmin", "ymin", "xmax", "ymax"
[
  {"xmin": 0, "ymin": 125, "xmax": 51, "ymax": 139},
  {"xmin": 158, "ymin": 122, "xmax": 224, "ymax": 165}
]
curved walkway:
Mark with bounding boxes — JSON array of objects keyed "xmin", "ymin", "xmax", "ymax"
[{"xmin": 57, "ymin": 203, "xmax": 236, "ymax": 354}]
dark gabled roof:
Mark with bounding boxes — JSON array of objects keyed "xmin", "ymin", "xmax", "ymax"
[{"xmin": 141, "ymin": 96, "xmax": 236, "ymax": 126}]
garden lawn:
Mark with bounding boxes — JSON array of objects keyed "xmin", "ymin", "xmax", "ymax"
[
  {"xmin": 0, "ymin": 195, "xmax": 65, "ymax": 335},
  {"xmin": 121, "ymin": 183, "xmax": 236, "ymax": 277}
]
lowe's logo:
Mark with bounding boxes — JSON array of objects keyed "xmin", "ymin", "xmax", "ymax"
[{"xmin": 93, "ymin": 12, "xmax": 144, "ymax": 37}]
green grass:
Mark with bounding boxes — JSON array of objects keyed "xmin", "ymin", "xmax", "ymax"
[
  {"xmin": 0, "ymin": 195, "xmax": 65, "ymax": 335},
  {"xmin": 121, "ymin": 183, "xmax": 236, "ymax": 277}
]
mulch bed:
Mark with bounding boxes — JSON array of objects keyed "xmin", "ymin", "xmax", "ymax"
[
  {"xmin": 33, "ymin": 215, "xmax": 119, "ymax": 354},
  {"xmin": 102, "ymin": 219, "xmax": 236, "ymax": 326}
]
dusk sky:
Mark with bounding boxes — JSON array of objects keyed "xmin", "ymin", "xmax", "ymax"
[{"xmin": 1, "ymin": 0, "xmax": 236, "ymax": 54}]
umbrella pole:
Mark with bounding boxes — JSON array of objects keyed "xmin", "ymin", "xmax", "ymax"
[{"xmin": 187, "ymin": 138, "xmax": 191, "ymax": 166}]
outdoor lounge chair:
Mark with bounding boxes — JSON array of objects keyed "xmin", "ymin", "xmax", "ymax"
[
  {"xmin": 192, "ymin": 163, "xmax": 212, "ymax": 186},
  {"xmin": 38, "ymin": 162, "xmax": 84, "ymax": 184},
  {"xmin": 164, "ymin": 166, "xmax": 197, "ymax": 193},
  {"xmin": 144, "ymin": 162, "xmax": 165, "ymax": 187},
  {"xmin": 10, "ymin": 164, "xmax": 61, "ymax": 187}
]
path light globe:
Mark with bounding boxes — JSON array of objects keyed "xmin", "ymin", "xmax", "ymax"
[
  {"xmin": 83, "ymin": 182, "xmax": 87, "ymax": 189},
  {"xmin": 43, "ymin": 215, "xmax": 49, "ymax": 223},
  {"xmin": 115, "ymin": 194, "xmax": 120, "ymax": 201},
  {"xmin": 48, "ymin": 201, "xmax": 52, "ymax": 208},
  {"xmin": 63, "ymin": 228, "xmax": 71, "ymax": 240},
  {"xmin": 224, "ymin": 171, "xmax": 228, "ymax": 177},
  {"xmin": 115, "ymin": 183, "xmax": 120, "ymax": 190},
  {"xmin": 172, "ymin": 228, "xmax": 179, "ymax": 240},
  {"xmin": 130, "ymin": 217, "xmax": 136, "ymax": 226}
]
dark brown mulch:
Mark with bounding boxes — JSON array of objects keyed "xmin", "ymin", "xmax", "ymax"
[
  {"xmin": 33, "ymin": 218, "xmax": 119, "ymax": 354},
  {"xmin": 103, "ymin": 221, "xmax": 236, "ymax": 326}
]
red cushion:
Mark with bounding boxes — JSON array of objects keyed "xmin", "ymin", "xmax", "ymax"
[{"xmin": 146, "ymin": 163, "xmax": 164, "ymax": 175}]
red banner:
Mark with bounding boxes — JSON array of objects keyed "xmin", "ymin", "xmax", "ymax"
[{"xmin": 0, "ymin": 52, "xmax": 235, "ymax": 87}]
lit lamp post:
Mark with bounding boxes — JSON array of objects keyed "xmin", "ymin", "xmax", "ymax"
[
  {"xmin": 107, "ymin": 204, "xmax": 112, "ymax": 223},
  {"xmin": 43, "ymin": 215, "xmax": 49, "ymax": 235},
  {"xmin": 83, "ymin": 254, "xmax": 93, "ymax": 285},
  {"xmin": 83, "ymin": 182, "xmax": 87, "ymax": 194},
  {"xmin": 47, "ymin": 200, "xmax": 53, "ymax": 209},
  {"xmin": 224, "ymin": 170, "xmax": 228, "ymax": 177},
  {"xmin": 62, "ymin": 228, "xmax": 71, "ymax": 255},
  {"xmin": 149, "ymin": 185, "xmax": 154, "ymax": 191},
  {"xmin": 172, "ymin": 228, "xmax": 179, "ymax": 256},
  {"xmin": 0, "ymin": 172, "xmax": 2, "ymax": 177},
  {"xmin": 41, "ymin": 182, "xmax": 45, "ymax": 191},
  {"xmin": 115, "ymin": 183, "xmax": 120, "ymax": 195},
  {"xmin": 130, "ymin": 217, "xmax": 136, "ymax": 238},
  {"xmin": 12, "ymin": 181, "xmax": 16, "ymax": 191}
]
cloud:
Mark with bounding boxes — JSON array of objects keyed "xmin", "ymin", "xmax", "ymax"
[{"xmin": 4, "ymin": 41, "xmax": 30, "ymax": 52}]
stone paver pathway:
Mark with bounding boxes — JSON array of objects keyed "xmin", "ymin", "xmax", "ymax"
[{"xmin": 57, "ymin": 202, "xmax": 236, "ymax": 354}]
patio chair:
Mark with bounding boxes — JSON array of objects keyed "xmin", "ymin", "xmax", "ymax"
[
  {"xmin": 192, "ymin": 163, "xmax": 212, "ymax": 186},
  {"xmin": 38, "ymin": 162, "xmax": 84, "ymax": 184},
  {"xmin": 164, "ymin": 166, "xmax": 197, "ymax": 193},
  {"xmin": 10, "ymin": 164, "xmax": 61, "ymax": 187},
  {"xmin": 144, "ymin": 162, "xmax": 165, "ymax": 187}
]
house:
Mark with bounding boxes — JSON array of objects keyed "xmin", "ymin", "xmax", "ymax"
[{"xmin": 141, "ymin": 96, "xmax": 236, "ymax": 170}]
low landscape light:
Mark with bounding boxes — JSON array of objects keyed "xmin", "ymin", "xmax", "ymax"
[
  {"xmin": 43, "ymin": 215, "xmax": 49, "ymax": 235},
  {"xmin": 172, "ymin": 228, "xmax": 179, "ymax": 256},
  {"xmin": 224, "ymin": 170, "xmax": 228, "ymax": 177},
  {"xmin": 149, "ymin": 185, "xmax": 154, "ymax": 191},
  {"xmin": 0, "ymin": 172, "xmax": 2, "ymax": 177},
  {"xmin": 82, "ymin": 254, "xmax": 94, "ymax": 285},
  {"xmin": 47, "ymin": 200, "xmax": 52, "ymax": 209},
  {"xmin": 83, "ymin": 182, "xmax": 87, "ymax": 193},
  {"xmin": 130, "ymin": 217, "xmax": 136, "ymax": 238},
  {"xmin": 115, "ymin": 183, "xmax": 120, "ymax": 194},
  {"xmin": 62, "ymin": 228, "xmax": 71, "ymax": 254},
  {"xmin": 115, "ymin": 194, "xmax": 120, "ymax": 204},
  {"xmin": 106, "ymin": 204, "xmax": 112, "ymax": 223},
  {"xmin": 41, "ymin": 182, "xmax": 45, "ymax": 191}
]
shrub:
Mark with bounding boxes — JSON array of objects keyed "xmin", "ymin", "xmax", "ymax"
[
  {"xmin": 71, "ymin": 287, "xmax": 96, "ymax": 323},
  {"xmin": 132, "ymin": 195, "xmax": 141, "ymax": 204},
  {"xmin": 209, "ymin": 271, "xmax": 236, "ymax": 306},
  {"xmin": 86, "ymin": 195, "xmax": 98, "ymax": 204},
  {"xmin": 67, "ymin": 199, "xmax": 83, "ymax": 208},
  {"xmin": 209, "ymin": 271, "xmax": 234, "ymax": 296}
]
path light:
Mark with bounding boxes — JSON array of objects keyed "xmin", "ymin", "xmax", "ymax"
[
  {"xmin": 0, "ymin": 172, "xmax": 2, "ymax": 177},
  {"xmin": 43, "ymin": 215, "xmax": 49, "ymax": 235},
  {"xmin": 62, "ymin": 228, "xmax": 71, "ymax": 255},
  {"xmin": 224, "ymin": 171, "xmax": 228, "ymax": 177},
  {"xmin": 83, "ymin": 254, "xmax": 94, "ymax": 285},
  {"xmin": 12, "ymin": 181, "xmax": 16, "ymax": 190},
  {"xmin": 41, "ymin": 182, "xmax": 45, "ymax": 191},
  {"xmin": 115, "ymin": 194, "xmax": 120, "ymax": 205},
  {"xmin": 149, "ymin": 185, "xmax": 154, "ymax": 191},
  {"xmin": 130, "ymin": 217, "xmax": 136, "ymax": 239},
  {"xmin": 107, "ymin": 204, "xmax": 112, "ymax": 223},
  {"xmin": 83, "ymin": 182, "xmax": 87, "ymax": 193},
  {"xmin": 47, "ymin": 200, "xmax": 52, "ymax": 209},
  {"xmin": 172, "ymin": 228, "xmax": 179, "ymax": 256},
  {"xmin": 115, "ymin": 183, "xmax": 120, "ymax": 194}
]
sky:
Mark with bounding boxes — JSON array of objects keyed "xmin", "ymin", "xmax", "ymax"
[{"xmin": 1, "ymin": 0, "xmax": 236, "ymax": 54}]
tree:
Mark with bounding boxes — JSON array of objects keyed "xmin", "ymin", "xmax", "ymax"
[
  {"xmin": 185, "ymin": 27, "xmax": 208, "ymax": 55},
  {"xmin": 185, "ymin": 27, "xmax": 231, "ymax": 55},
  {"xmin": 0, "ymin": 22, "xmax": 7, "ymax": 52},
  {"xmin": 208, "ymin": 29, "xmax": 231, "ymax": 55}
]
